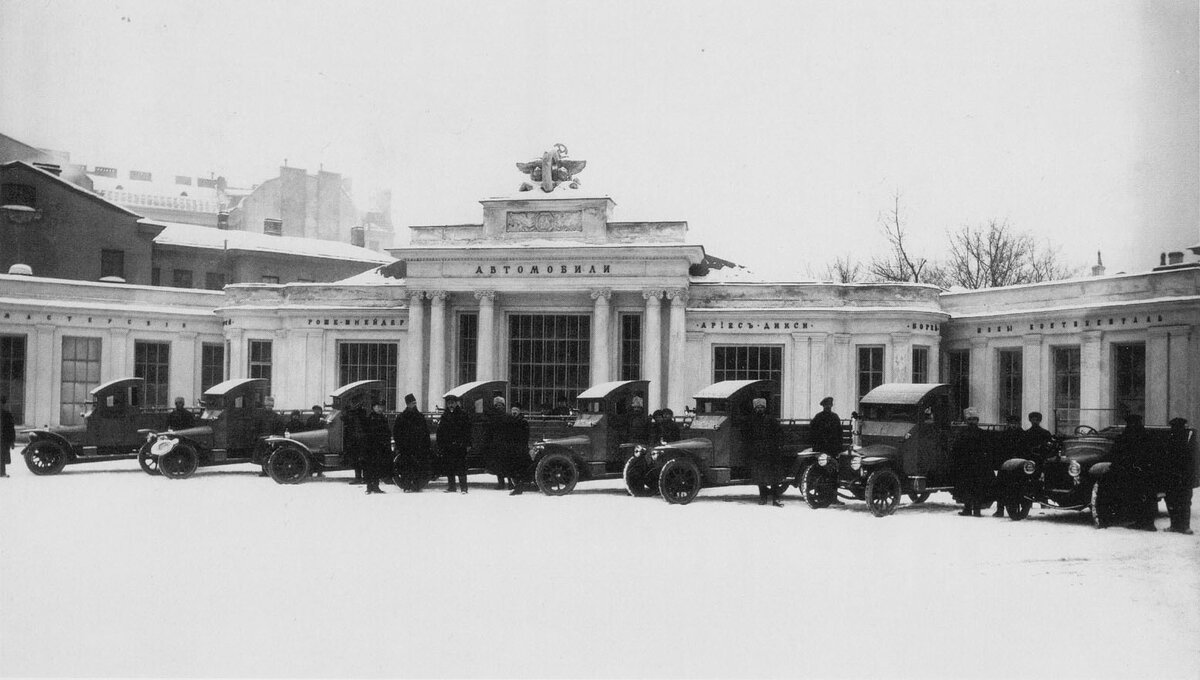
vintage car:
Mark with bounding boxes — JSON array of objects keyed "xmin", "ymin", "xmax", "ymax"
[
  {"xmin": 21, "ymin": 377, "xmax": 177, "ymax": 475},
  {"xmin": 142, "ymin": 378, "xmax": 273, "ymax": 479},
  {"xmin": 260, "ymin": 379, "xmax": 384, "ymax": 484},
  {"xmin": 527, "ymin": 379, "xmax": 649, "ymax": 495},
  {"xmin": 1001, "ymin": 424, "xmax": 1198, "ymax": 527},
  {"xmin": 624, "ymin": 379, "xmax": 804, "ymax": 505},
  {"xmin": 803, "ymin": 383, "xmax": 967, "ymax": 517}
]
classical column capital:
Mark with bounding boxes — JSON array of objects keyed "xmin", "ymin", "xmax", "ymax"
[
  {"xmin": 642, "ymin": 289, "xmax": 664, "ymax": 301},
  {"xmin": 473, "ymin": 289, "xmax": 496, "ymax": 302},
  {"xmin": 666, "ymin": 288, "xmax": 689, "ymax": 304},
  {"xmin": 590, "ymin": 288, "xmax": 612, "ymax": 302},
  {"xmin": 408, "ymin": 290, "xmax": 425, "ymax": 302},
  {"xmin": 427, "ymin": 290, "xmax": 448, "ymax": 303}
]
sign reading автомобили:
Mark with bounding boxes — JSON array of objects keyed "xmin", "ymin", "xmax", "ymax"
[{"xmin": 473, "ymin": 263, "xmax": 614, "ymax": 275}]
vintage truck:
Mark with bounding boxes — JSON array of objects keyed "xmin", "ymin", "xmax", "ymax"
[
  {"xmin": 625, "ymin": 379, "xmax": 804, "ymax": 505},
  {"xmin": 142, "ymin": 378, "xmax": 273, "ymax": 479},
  {"xmin": 21, "ymin": 377, "xmax": 177, "ymax": 475},
  {"xmin": 527, "ymin": 379, "xmax": 649, "ymax": 495},
  {"xmin": 1000, "ymin": 424, "xmax": 1198, "ymax": 527},
  {"xmin": 260, "ymin": 379, "xmax": 384, "ymax": 484},
  {"xmin": 802, "ymin": 383, "xmax": 969, "ymax": 517}
]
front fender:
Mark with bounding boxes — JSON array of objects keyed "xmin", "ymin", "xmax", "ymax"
[
  {"xmin": 648, "ymin": 438, "xmax": 710, "ymax": 467},
  {"xmin": 530, "ymin": 441, "xmax": 583, "ymax": 464},
  {"xmin": 147, "ymin": 433, "xmax": 207, "ymax": 458},
  {"xmin": 263, "ymin": 436, "xmax": 315, "ymax": 458},
  {"xmin": 1088, "ymin": 461, "xmax": 1113, "ymax": 479},
  {"xmin": 1000, "ymin": 458, "xmax": 1034, "ymax": 474},
  {"xmin": 23, "ymin": 430, "xmax": 74, "ymax": 454}
]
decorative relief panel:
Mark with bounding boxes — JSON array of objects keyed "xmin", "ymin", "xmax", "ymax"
[{"xmin": 505, "ymin": 210, "xmax": 584, "ymax": 233}]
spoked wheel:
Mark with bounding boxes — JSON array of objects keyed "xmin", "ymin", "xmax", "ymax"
[
  {"xmin": 865, "ymin": 469, "xmax": 902, "ymax": 517},
  {"xmin": 268, "ymin": 446, "xmax": 311, "ymax": 484},
  {"xmin": 159, "ymin": 445, "xmax": 199, "ymax": 480},
  {"xmin": 658, "ymin": 457, "xmax": 702, "ymax": 505},
  {"xmin": 907, "ymin": 491, "xmax": 931, "ymax": 504},
  {"xmin": 1090, "ymin": 480, "xmax": 1116, "ymax": 529},
  {"xmin": 138, "ymin": 445, "xmax": 160, "ymax": 475},
  {"xmin": 1004, "ymin": 494, "xmax": 1032, "ymax": 520},
  {"xmin": 535, "ymin": 452, "xmax": 579, "ymax": 496},
  {"xmin": 802, "ymin": 465, "xmax": 837, "ymax": 509},
  {"xmin": 24, "ymin": 441, "xmax": 68, "ymax": 476},
  {"xmin": 623, "ymin": 455, "xmax": 658, "ymax": 497}
]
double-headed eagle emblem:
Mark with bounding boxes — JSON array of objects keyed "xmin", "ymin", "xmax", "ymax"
[{"xmin": 516, "ymin": 143, "xmax": 586, "ymax": 193}]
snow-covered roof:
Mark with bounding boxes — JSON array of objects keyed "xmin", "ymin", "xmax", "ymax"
[
  {"xmin": 335, "ymin": 262, "xmax": 406, "ymax": 284},
  {"xmin": 1, "ymin": 161, "xmax": 143, "ymax": 218},
  {"xmin": 150, "ymin": 221, "xmax": 392, "ymax": 263},
  {"xmin": 860, "ymin": 383, "xmax": 949, "ymax": 405},
  {"xmin": 577, "ymin": 380, "xmax": 647, "ymax": 400},
  {"xmin": 694, "ymin": 380, "xmax": 773, "ymax": 400}
]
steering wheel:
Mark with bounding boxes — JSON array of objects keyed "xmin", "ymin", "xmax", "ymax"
[{"xmin": 1074, "ymin": 425, "xmax": 1097, "ymax": 436}]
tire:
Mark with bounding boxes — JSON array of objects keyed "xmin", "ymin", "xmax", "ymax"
[
  {"xmin": 268, "ymin": 446, "xmax": 311, "ymax": 485},
  {"xmin": 1004, "ymin": 494, "xmax": 1032, "ymax": 520},
  {"xmin": 907, "ymin": 492, "xmax": 931, "ymax": 504},
  {"xmin": 658, "ymin": 457, "xmax": 702, "ymax": 505},
  {"xmin": 864, "ymin": 469, "xmax": 902, "ymax": 517},
  {"xmin": 24, "ymin": 440, "xmax": 68, "ymax": 476},
  {"xmin": 623, "ymin": 454, "xmax": 657, "ymax": 497},
  {"xmin": 1090, "ymin": 480, "xmax": 1115, "ymax": 529},
  {"xmin": 534, "ymin": 452, "xmax": 579, "ymax": 496},
  {"xmin": 138, "ymin": 445, "xmax": 160, "ymax": 476},
  {"xmin": 794, "ymin": 463, "xmax": 811, "ymax": 495},
  {"xmin": 159, "ymin": 444, "xmax": 199, "ymax": 480},
  {"xmin": 802, "ymin": 464, "xmax": 837, "ymax": 509}
]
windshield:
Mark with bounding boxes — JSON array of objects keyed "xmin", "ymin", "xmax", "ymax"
[{"xmin": 860, "ymin": 403, "xmax": 918, "ymax": 422}]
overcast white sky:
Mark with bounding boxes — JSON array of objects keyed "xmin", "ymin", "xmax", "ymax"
[{"xmin": 2, "ymin": 0, "xmax": 1196, "ymax": 279}]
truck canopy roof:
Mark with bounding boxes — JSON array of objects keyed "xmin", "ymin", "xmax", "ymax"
[
  {"xmin": 693, "ymin": 379, "xmax": 775, "ymax": 401},
  {"xmin": 89, "ymin": 376, "xmax": 144, "ymax": 397},
  {"xmin": 203, "ymin": 378, "xmax": 269, "ymax": 398},
  {"xmin": 860, "ymin": 383, "xmax": 949, "ymax": 405},
  {"xmin": 443, "ymin": 380, "xmax": 507, "ymax": 401},
  {"xmin": 330, "ymin": 380, "xmax": 384, "ymax": 401},
  {"xmin": 577, "ymin": 380, "xmax": 649, "ymax": 400}
]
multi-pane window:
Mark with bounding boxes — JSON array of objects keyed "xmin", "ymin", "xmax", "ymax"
[
  {"xmin": 997, "ymin": 348, "xmax": 1023, "ymax": 423},
  {"xmin": 944, "ymin": 349, "xmax": 970, "ymax": 421},
  {"xmin": 713, "ymin": 345, "xmax": 783, "ymax": 416},
  {"xmin": 912, "ymin": 346, "xmax": 930, "ymax": 383},
  {"xmin": 100, "ymin": 250, "xmax": 125, "ymax": 279},
  {"xmin": 0, "ymin": 335, "xmax": 26, "ymax": 423},
  {"xmin": 338, "ymin": 342, "xmax": 399, "ymax": 411},
  {"xmin": 205, "ymin": 272, "xmax": 227, "ymax": 290},
  {"xmin": 1112, "ymin": 343, "xmax": 1146, "ymax": 421},
  {"xmin": 1053, "ymin": 346, "xmax": 1081, "ymax": 434},
  {"xmin": 620, "ymin": 314, "xmax": 642, "ymax": 381},
  {"xmin": 458, "ymin": 313, "xmax": 478, "ymax": 386},
  {"xmin": 248, "ymin": 340, "xmax": 273, "ymax": 396},
  {"xmin": 857, "ymin": 346, "xmax": 885, "ymax": 400},
  {"xmin": 201, "ymin": 343, "xmax": 225, "ymax": 393},
  {"xmin": 172, "ymin": 269, "xmax": 193, "ymax": 288},
  {"xmin": 60, "ymin": 337, "xmax": 102, "ymax": 425},
  {"xmin": 263, "ymin": 218, "xmax": 282, "ymax": 236},
  {"xmin": 135, "ymin": 341, "xmax": 170, "ymax": 408},
  {"xmin": 508, "ymin": 314, "xmax": 590, "ymax": 413}
]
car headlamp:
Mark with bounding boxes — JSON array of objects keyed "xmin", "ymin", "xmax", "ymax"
[
  {"xmin": 1067, "ymin": 460, "xmax": 1081, "ymax": 477},
  {"xmin": 633, "ymin": 445, "xmax": 646, "ymax": 457},
  {"xmin": 817, "ymin": 453, "xmax": 829, "ymax": 466},
  {"xmin": 150, "ymin": 436, "xmax": 177, "ymax": 456},
  {"xmin": 1022, "ymin": 460, "xmax": 1036, "ymax": 475},
  {"xmin": 850, "ymin": 456, "xmax": 862, "ymax": 471}
]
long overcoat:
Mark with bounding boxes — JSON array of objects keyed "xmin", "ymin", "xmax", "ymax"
[
  {"xmin": 393, "ymin": 406, "xmax": 432, "ymax": 481},
  {"xmin": 362, "ymin": 410, "xmax": 392, "ymax": 479},
  {"xmin": 952, "ymin": 424, "xmax": 993, "ymax": 499},
  {"xmin": 437, "ymin": 408, "xmax": 473, "ymax": 469},
  {"xmin": 809, "ymin": 410, "xmax": 843, "ymax": 454},
  {"xmin": 745, "ymin": 409, "xmax": 785, "ymax": 486},
  {"xmin": 493, "ymin": 413, "xmax": 530, "ymax": 480}
]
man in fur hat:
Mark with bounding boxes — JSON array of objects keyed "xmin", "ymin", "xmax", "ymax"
[{"xmin": 392, "ymin": 393, "xmax": 431, "ymax": 492}]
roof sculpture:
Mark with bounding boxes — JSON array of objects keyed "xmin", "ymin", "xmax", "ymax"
[{"xmin": 515, "ymin": 143, "xmax": 586, "ymax": 193}]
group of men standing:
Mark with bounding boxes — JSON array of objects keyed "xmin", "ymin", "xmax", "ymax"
[{"xmin": 952, "ymin": 410, "xmax": 1054, "ymax": 517}]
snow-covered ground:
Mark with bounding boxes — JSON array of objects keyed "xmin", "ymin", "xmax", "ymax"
[{"xmin": 2, "ymin": 461, "xmax": 1197, "ymax": 679}]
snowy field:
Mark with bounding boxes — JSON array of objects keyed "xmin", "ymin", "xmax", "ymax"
[{"xmin": 2, "ymin": 461, "xmax": 1198, "ymax": 679}]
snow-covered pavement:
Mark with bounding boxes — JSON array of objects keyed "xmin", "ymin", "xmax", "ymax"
[{"xmin": 2, "ymin": 462, "xmax": 1197, "ymax": 679}]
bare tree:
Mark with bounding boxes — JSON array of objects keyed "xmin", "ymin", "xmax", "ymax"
[
  {"xmin": 822, "ymin": 254, "xmax": 865, "ymax": 283},
  {"xmin": 867, "ymin": 191, "xmax": 944, "ymax": 284},
  {"xmin": 943, "ymin": 219, "xmax": 1076, "ymax": 288}
]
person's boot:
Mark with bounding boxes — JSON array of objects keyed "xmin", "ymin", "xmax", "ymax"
[
  {"xmin": 958, "ymin": 505, "xmax": 972, "ymax": 516},
  {"xmin": 771, "ymin": 492, "xmax": 783, "ymax": 508},
  {"xmin": 495, "ymin": 476, "xmax": 506, "ymax": 490},
  {"xmin": 992, "ymin": 503, "xmax": 1005, "ymax": 518},
  {"xmin": 758, "ymin": 487, "xmax": 768, "ymax": 505},
  {"xmin": 972, "ymin": 505, "xmax": 982, "ymax": 517},
  {"xmin": 509, "ymin": 483, "xmax": 524, "ymax": 496},
  {"xmin": 444, "ymin": 484, "xmax": 457, "ymax": 493}
]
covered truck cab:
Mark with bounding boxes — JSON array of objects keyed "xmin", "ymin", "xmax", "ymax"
[
  {"xmin": 143, "ymin": 378, "xmax": 270, "ymax": 479},
  {"xmin": 261, "ymin": 379, "xmax": 383, "ymax": 484}
]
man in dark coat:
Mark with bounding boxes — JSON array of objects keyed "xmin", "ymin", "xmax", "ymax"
[
  {"xmin": 1022, "ymin": 411, "xmax": 1054, "ymax": 460},
  {"xmin": 166, "ymin": 397, "xmax": 196, "ymax": 430},
  {"xmin": 497, "ymin": 403, "xmax": 531, "ymax": 495},
  {"xmin": 991, "ymin": 415, "xmax": 1025, "ymax": 517},
  {"xmin": 0, "ymin": 396, "xmax": 14, "ymax": 478},
  {"xmin": 437, "ymin": 394, "xmax": 472, "ymax": 494},
  {"xmin": 253, "ymin": 395, "xmax": 282, "ymax": 476},
  {"xmin": 305, "ymin": 405, "xmax": 325, "ymax": 430},
  {"xmin": 392, "ymin": 393, "xmax": 432, "ymax": 492},
  {"xmin": 483, "ymin": 393, "xmax": 510, "ymax": 490},
  {"xmin": 650, "ymin": 408, "xmax": 682, "ymax": 444},
  {"xmin": 626, "ymin": 396, "xmax": 652, "ymax": 446},
  {"xmin": 284, "ymin": 410, "xmax": 305, "ymax": 434},
  {"xmin": 1107, "ymin": 414, "xmax": 1159, "ymax": 530},
  {"xmin": 1162, "ymin": 417, "xmax": 1193, "ymax": 535},
  {"xmin": 810, "ymin": 396, "xmax": 843, "ymax": 456},
  {"xmin": 953, "ymin": 408, "xmax": 992, "ymax": 516},
  {"xmin": 362, "ymin": 400, "xmax": 391, "ymax": 494},
  {"xmin": 746, "ymin": 396, "xmax": 785, "ymax": 507},
  {"xmin": 342, "ymin": 397, "xmax": 368, "ymax": 484}
]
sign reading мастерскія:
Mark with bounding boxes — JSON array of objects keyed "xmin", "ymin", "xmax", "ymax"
[{"xmin": 473, "ymin": 263, "xmax": 613, "ymax": 275}]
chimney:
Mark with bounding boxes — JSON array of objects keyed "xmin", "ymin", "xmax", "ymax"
[
  {"xmin": 350, "ymin": 226, "xmax": 365, "ymax": 247},
  {"xmin": 1167, "ymin": 251, "xmax": 1184, "ymax": 265},
  {"xmin": 217, "ymin": 212, "xmax": 229, "ymax": 230},
  {"xmin": 1091, "ymin": 251, "xmax": 1105, "ymax": 277}
]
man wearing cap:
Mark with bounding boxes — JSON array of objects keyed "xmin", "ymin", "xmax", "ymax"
[
  {"xmin": 1163, "ymin": 417, "xmax": 1194, "ymax": 534},
  {"xmin": 1106, "ymin": 414, "xmax": 1158, "ymax": 530},
  {"xmin": 483, "ymin": 392, "xmax": 510, "ymax": 489},
  {"xmin": 808, "ymin": 397, "xmax": 844, "ymax": 503},
  {"xmin": 1021, "ymin": 411, "xmax": 1054, "ymax": 460},
  {"xmin": 392, "ymin": 393, "xmax": 432, "ymax": 492},
  {"xmin": 305, "ymin": 405, "xmax": 325, "ymax": 431},
  {"xmin": 342, "ymin": 394, "xmax": 368, "ymax": 484},
  {"xmin": 362, "ymin": 400, "xmax": 391, "ymax": 494},
  {"xmin": 651, "ymin": 408, "xmax": 682, "ymax": 444},
  {"xmin": 990, "ymin": 415, "xmax": 1024, "ymax": 517},
  {"xmin": 745, "ymin": 396, "xmax": 785, "ymax": 506},
  {"xmin": 437, "ymin": 394, "xmax": 472, "ymax": 494},
  {"xmin": 953, "ymin": 408, "xmax": 991, "ymax": 516},
  {"xmin": 496, "ymin": 402, "xmax": 531, "ymax": 495},
  {"xmin": 626, "ymin": 395, "xmax": 652, "ymax": 446},
  {"xmin": 166, "ymin": 397, "xmax": 196, "ymax": 430}
]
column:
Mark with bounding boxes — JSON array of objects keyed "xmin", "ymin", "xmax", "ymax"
[
  {"xmin": 833, "ymin": 333, "xmax": 852, "ymax": 409},
  {"xmin": 1022, "ymin": 333, "xmax": 1044, "ymax": 419},
  {"xmin": 406, "ymin": 291, "xmax": 425, "ymax": 409},
  {"xmin": 30, "ymin": 324, "xmax": 55, "ymax": 427},
  {"xmin": 969, "ymin": 337, "xmax": 988, "ymax": 421},
  {"xmin": 427, "ymin": 291, "xmax": 447, "ymax": 408},
  {"xmin": 108, "ymin": 327, "xmax": 131, "ymax": 377},
  {"xmin": 1079, "ymin": 330, "xmax": 1104, "ymax": 427},
  {"xmin": 643, "ymin": 289, "xmax": 663, "ymax": 411},
  {"xmin": 590, "ymin": 289, "xmax": 611, "ymax": 384},
  {"xmin": 890, "ymin": 331, "xmax": 912, "ymax": 383},
  {"xmin": 226, "ymin": 328, "xmax": 245, "ymax": 379},
  {"xmin": 272, "ymin": 329, "xmax": 289, "ymax": 404},
  {"xmin": 794, "ymin": 332, "xmax": 827, "ymax": 416},
  {"xmin": 1165, "ymin": 326, "xmax": 1193, "ymax": 421},
  {"xmin": 474, "ymin": 290, "xmax": 496, "ymax": 381},
  {"xmin": 172, "ymin": 331, "xmax": 197, "ymax": 404},
  {"xmin": 666, "ymin": 289, "xmax": 689, "ymax": 412},
  {"xmin": 303, "ymin": 331, "xmax": 324, "ymax": 406}
]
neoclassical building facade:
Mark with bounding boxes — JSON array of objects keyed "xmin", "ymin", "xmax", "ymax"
[{"xmin": 2, "ymin": 159, "xmax": 1197, "ymax": 434}]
